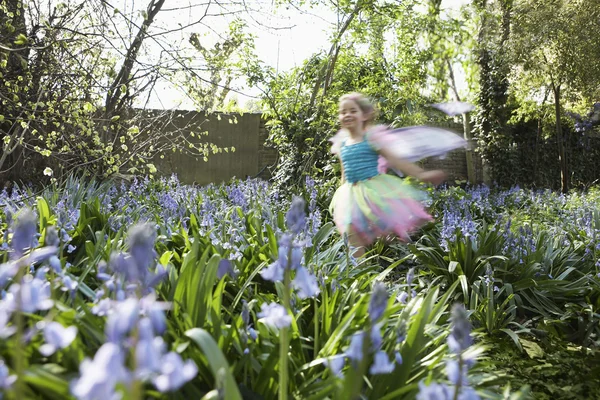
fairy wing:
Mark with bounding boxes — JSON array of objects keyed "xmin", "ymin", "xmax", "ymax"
[
  {"xmin": 368, "ymin": 126, "xmax": 468, "ymax": 175},
  {"xmin": 430, "ymin": 101, "xmax": 475, "ymax": 116}
]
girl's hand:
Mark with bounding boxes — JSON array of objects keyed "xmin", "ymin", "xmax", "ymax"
[{"xmin": 419, "ymin": 170, "xmax": 446, "ymax": 186}]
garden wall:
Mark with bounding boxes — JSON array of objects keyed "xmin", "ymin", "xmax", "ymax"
[{"xmin": 152, "ymin": 110, "xmax": 480, "ymax": 185}]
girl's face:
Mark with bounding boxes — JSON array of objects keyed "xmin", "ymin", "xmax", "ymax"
[{"xmin": 338, "ymin": 99, "xmax": 368, "ymax": 132}]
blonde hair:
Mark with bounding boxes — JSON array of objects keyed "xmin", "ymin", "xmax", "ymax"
[{"xmin": 339, "ymin": 92, "xmax": 378, "ymax": 124}]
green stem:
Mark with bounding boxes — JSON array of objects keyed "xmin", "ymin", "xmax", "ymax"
[
  {"xmin": 313, "ymin": 298, "xmax": 319, "ymax": 356},
  {"xmin": 13, "ymin": 264, "xmax": 26, "ymax": 400},
  {"xmin": 452, "ymin": 354, "xmax": 464, "ymax": 400},
  {"xmin": 279, "ymin": 268, "xmax": 292, "ymax": 400}
]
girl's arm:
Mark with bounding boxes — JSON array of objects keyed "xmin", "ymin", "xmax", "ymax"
[{"xmin": 378, "ymin": 148, "xmax": 446, "ymax": 186}]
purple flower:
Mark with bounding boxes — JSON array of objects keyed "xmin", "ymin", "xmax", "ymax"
[
  {"xmin": 135, "ymin": 319, "xmax": 166, "ymax": 379},
  {"xmin": 397, "ymin": 291, "xmax": 409, "ymax": 304},
  {"xmin": 0, "ymin": 262, "xmax": 18, "ymax": 288},
  {"xmin": 39, "ymin": 322, "xmax": 78, "ymax": 356},
  {"xmin": 8, "ymin": 276, "xmax": 53, "ymax": 313},
  {"xmin": 49, "ymin": 256, "xmax": 62, "ymax": 273},
  {"xmin": 70, "ymin": 343, "xmax": 129, "ymax": 400},
  {"xmin": 105, "ymin": 298, "xmax": 139, "ymax": 343},
  {"xmin": 11, "ymin": 209, "xmax": 37, "ymax": 259},
  {"xmin": 152, "ymin": 352, "xmax": 198, "ymax": 392},
  {"xmin": 257, "ymin": 303, "xmax": 292, "ymax": 329},
  {"xmin": 325, "ymin": 355, "xmax": 345, "ymax": 377},
  {"xmin": 45, "ymin": 226, "xmax": 60, "ymax": 247},
  {"xmin": 286, "ymin": 196, "xmax": 307, "ymax": 234},
  {"xmin": 345, "ymin": 332, "xmax": 365, "ymax": 362},
  {"xmin": 368, "ymin": 282, "xmax": 388, "ymax": 323},
  {"xmin": 217, "ymin": 259, "xmax": 236, "ymax": 279},
  {"xmin": 369, "ymin": 351, "xmax": 395, "ymax": 375},
  {"xmin": 447, "ymin": 304, "xmax": 472, "ymax": 354},
  {"xmin": 0, "ymin": 359, "xmax": 16, "ymax": 391},
  {"xmin": 0, "ymin": 304, "xmax": 15, "ymax": 338},
  {"xmin": 292, "ymin": 267, "xmax": 320, "ymax": 299},
  {"xmin": 92, "ymin": 298, "xmax": 112, "ymax": 317},
  {"xmin": 127, "ymin": 223, "xmax": 157, "ymax": 279},
  {"xmin": 416, "ymin": 381, "xmax": 453, "ymax": 400}
]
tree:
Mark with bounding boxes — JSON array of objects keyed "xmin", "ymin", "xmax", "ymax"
[
  {"xmin": 0, "ymin": 0, "xmax": 244, "ymax": 183},
  {"xmin": 509, "ymin": 0, "xmax": 600, "ymax": 192}
]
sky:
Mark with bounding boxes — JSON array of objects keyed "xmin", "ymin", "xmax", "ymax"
[{"xmin": 115, "ymin": 0, "xmax": 471, "ymax": 110}]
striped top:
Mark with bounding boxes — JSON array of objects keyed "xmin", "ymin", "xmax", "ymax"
[{"xmin": 340, "ymin": 139, "xmax": 380, "ymax": 183}]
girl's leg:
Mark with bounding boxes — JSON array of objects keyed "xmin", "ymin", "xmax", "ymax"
[{"xmin": 346, "ymin": 227, "xmax": 366, "ymax": 258}]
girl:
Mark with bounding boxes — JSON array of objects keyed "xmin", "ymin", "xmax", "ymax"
[{"xmin": 330, "ymin": 92, "xmax": 467, "ymax": 257}]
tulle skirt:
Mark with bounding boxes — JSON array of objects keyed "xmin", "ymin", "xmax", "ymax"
[{"xmin": 330, "ymin": 174, "xmax": 433, "ymax": 246}]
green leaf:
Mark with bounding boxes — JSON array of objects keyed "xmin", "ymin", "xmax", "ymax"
[{"xmin": 186, "ymin": 328, "xmax": 242, "ymax": 400}]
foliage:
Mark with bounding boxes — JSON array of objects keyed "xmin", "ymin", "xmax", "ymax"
[{"xmin": 0, "ymin": 0, "xmax": 246, "ymax": 183}]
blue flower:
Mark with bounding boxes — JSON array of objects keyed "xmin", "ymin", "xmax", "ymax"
[
  {"xmin": 325, "ymin": 355, "xmax": 345, "ymax": 377},
  {"xmin": 286, "ymin": 196, "xmax": 307, "ymax": 234},
  {"xmin": 257, "ymin": 303, "xmax": 292, "ymax": 329},
  {"xmin": 345, "ymin": 332, "xmax": 365, "ymax": 362},
  {"xmin": 292, "ymin": 266, "xmax": 320, "ymax": 299},
  {"xmin": 8, "ymin": 276, "xmax": 53, "ymax": 313},
  {"xmin": 416, "ymin": 381, "xmax": 453, "ymax": 400},
  {"xmin": 152, "ymin": 352, "xmax": 198, "ymax": 392},
  {"xmin": 11, "ymin": 209, "xmax": 37, "ymax": 259},
  {"xmin": 368, "ymin": 282, "xmax": 388, "ymax": 323},
  {"xmin": 0, "ymin": 359, "xmax": 16, "ymax": 391},
  {"xmin": 39, "ymin": 322, "xmax": 78, "ymax": 356},
  {"xmin": 70, "ymin": 342, "xmax": 129, "ymax": 400},
  {"xmin": 105, "ymin": 298, "xmax": 139, "ymax": 343},
  {"xmin": 369, "ymin": 351, "xmax": 395, "ymax": 375},
  {"xmin": 447, "ymin": 304, "xmax": 472, "ymax": 354},
  {"xmin": 135, "ymin": 319, "xmax": 166, "ymax": 379},
  {"xmin": 127, "ymin": 223, "xmax": 157, "ymax": 278},
  {"xmin": 217, "ymin": 259, "xmax": 236, "ymax": 279}
]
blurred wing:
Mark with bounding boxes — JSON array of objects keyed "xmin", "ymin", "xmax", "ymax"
[
  {"xmin": 370, "ymin": 126, "xmax": 468, "ymax": 163},
  {"xmin": 431, "ymin": 101, "xmax": 475, "ymax": 116}
]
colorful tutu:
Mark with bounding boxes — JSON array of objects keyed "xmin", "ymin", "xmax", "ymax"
[
  {"xmin": 330, "ymin": 174, "xmax": 432, "ymax": 246},
  {"xmin": 329, "ymin": 123, "xmax": 467, "ymax": 246}
]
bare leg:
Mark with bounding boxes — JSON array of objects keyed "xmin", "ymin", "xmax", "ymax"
[{"xmin": 346, "ymin": 228, "xmax": 366, "ymax": 258}]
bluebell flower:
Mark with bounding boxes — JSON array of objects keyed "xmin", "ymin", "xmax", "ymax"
[
  {"xmin": 292, "ymin": 266, "xmax": 320, "ymax": 299},
  {"xmin": 446, "ymin": 359, "xmax": 469, "ymax": 386},
  {"xmin": 345, "ymin": 332, "xmax": 365, "ymax": 362},
  {"xmin": 369, "ymin": 350, "xmax": 395, "ymax": 375},
  {"xmin": 0, "ymin": 359, "xmax": 16, "ymax": 391},
  {"xmin": 127, "ymin": 223, "xmax": 157, "ymax": 279},
  {"xmin": 135, "ymin": 318, "xmax": 166, "ymax": 379},
  {"xmin": 248, "ymin": 327, "xmax": 258, "ymax": 340},
  {"xmin": 407, "ymin": 268, "xmax": 415, "ymax": 287},
  {"xmin": 67, "ymin": 244, "xmax": 76, "ymax": 254},
  {"xmin": 39, "ymin": 322, "xmax": 78, "ymax": 356},
  {"xmin": 241, "ymin": 300, "xmax": 250, "ymax": 326},
  {"xmin": 416, "ymin": 381, "xmax": 453, "ymax": 400},
  {"xmin": 370, "ymin": 323, "xmax": 384, "ymax": 351},
  {"xmin": 257, "ymin": 303, "xmax": 292, "ymax": 329},
  {"xmin": 217, "ymin": 259, "xmax": 236, "ymax": 279},
  {"xmin": 61, "ymin": 275, "xmax": 78, "ymax": 296},
  {"xmin": 140, "ymin": 294, "xmax": 168, "ymax": 335},
  {"xmin": 0, "ymin": 304, "xmax": 15, "ymax": 339},
  {"xmin": 260, "ymin": 261, "xmax": 284, "ymax": 282},
  {"xmin": 394, "ymin": 351, "xmax": 403, "ymax": 364},
  {"xmin": 325, "ymin": 355, "xmax": 345, "ymax": 377},
  {"xmin": 368, "ymin": 282, "xmax": 388, "ymax": 323},
  {"xmin": 105, "ymin": 298, "xmax": 139, "ymax": 343},
  {"xmin": 397, "ymin": 291, "xmax": 409, "ymax": 304},
  {"xmin": 70, "ymin": 342, "xmax": 129, "ymax": 400},
  {"xmin": 286, "ymin": 196, "xmax": 307, "ymax": 234},
  {"xmin": 8, "ymin": 276, "xmax": 53, "ymax": 313},
  {"xmin": 447, "ymin": 304, "xmax": 472, "ymax": 354},
  {"xmin": 152, "ymin": 352, "xmax": 198, "ymax": 392},
  {"xmin": 49, "ymin": 256, "xmax": 62, "ymax": 274},
  {"xmin": 91, "ymin": 298, "xmax": 112, "ymax": 317},
  {"xmin": 0, "ymin": 262, "xmax": 18, "ymax": 288},
  {"xmin": 45, "ymin": 226, "xmax": 60, "ymax": 247},
  {"xmin": 11, "ymin": 209, "xmax": 37, "ymax": 259}
]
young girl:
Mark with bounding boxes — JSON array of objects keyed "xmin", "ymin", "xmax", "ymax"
[{"xmin": 330, "ymin": 92, "xmax": 467, "ymax": 256}]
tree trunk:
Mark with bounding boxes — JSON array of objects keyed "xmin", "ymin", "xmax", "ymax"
[{"xmin": 553, "ymin": 84, "xmax": 568, "ymax": 193}]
